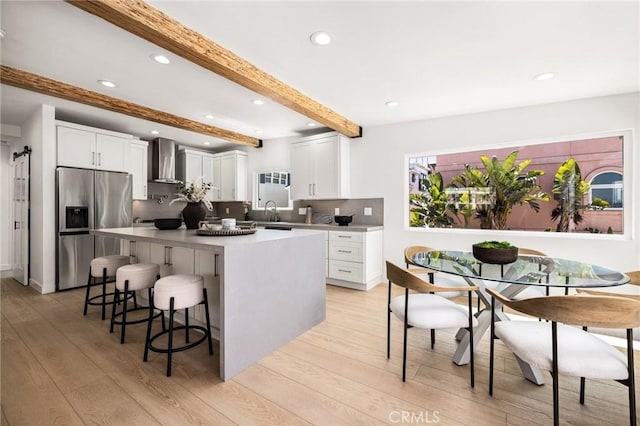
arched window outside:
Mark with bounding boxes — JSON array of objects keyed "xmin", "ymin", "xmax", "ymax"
[{"xmin": 589, "ymin": 171, "xmax": 623, "ymax": 208}]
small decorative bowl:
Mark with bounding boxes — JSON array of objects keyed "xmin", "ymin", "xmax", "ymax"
[
  {"xmin": 154, "ymin": 218, "xmax": 182, "ymax": 230},
  {"xmin": 472, "ymin": 244, "xmax": 518, "ymax": 264},
  {"xmin": 334, "ymin": 215, "xmax": 353, "ymax": 226}
]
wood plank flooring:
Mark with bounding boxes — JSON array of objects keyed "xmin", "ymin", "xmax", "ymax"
[{"xmin": 1, "ymin": 277, "xmax": 637, "ymax": 425}]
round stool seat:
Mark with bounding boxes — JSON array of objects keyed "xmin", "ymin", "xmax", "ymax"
[
  {"xmin": 90, "ymin": 255, "xmax": 130, "ymax": 277},
  {"xmin": 116, "ymin": 263, "xmax": 160, "ymax": 291},
  {"xmin": 154, "ymin": 274, "xmax": 204, "ymax": 310}
]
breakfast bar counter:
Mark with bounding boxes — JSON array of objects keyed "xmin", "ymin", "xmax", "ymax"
[{"xmin": 92, "ymin": 227, "xmax": 326, "ymax": 380}]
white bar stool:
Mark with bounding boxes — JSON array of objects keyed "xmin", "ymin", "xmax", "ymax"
[
  {"xmin": 143, "ymin": 274, "xmax": 214, "ymax": 376},
  {"xmin": 110, "ymin": 263, "xmax": 165, "ymax": 344},
  {"xmin": 83, "ymin": 255, "xmax": 130, "ymax": 320}
]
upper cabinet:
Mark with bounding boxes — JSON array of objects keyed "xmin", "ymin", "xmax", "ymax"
[
  {"xmin": 218, "ymin": 151, "xmax": 247, "ymax": 201},
  {"xmin": 291, "ymin": 133, "xmax": 350, "ymax": 200},
  {"xmin": 177, "ymin": 148, "xmax": 247, "ymax": 202},
  {"xmin": 128, "ymin": 140, "xmax": 148, "ymax": 200},
  {"xmin": 56, "ymin": 121, "xmax": 129, "ymax": 172}
]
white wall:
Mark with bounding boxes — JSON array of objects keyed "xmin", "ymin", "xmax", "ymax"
[
  {"xmin": 23, "ymin": 104, "xmax": 57, "ymax": 293},
  {"xmin": 349, "ymin": 93, "xmax": 640, "ymax": 271}
]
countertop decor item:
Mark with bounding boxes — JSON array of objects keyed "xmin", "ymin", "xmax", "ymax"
[
  {"xmin": 472, "ymin": 241, "xmax": 518, "ymax": 264},
  {"xmin": 154, "ymin": 218, "xmax": 182, "ymax": 230},
  {"xmin": 334, "ymin": 215, "xmax": 354, "ymax": 226},
  {"xmin": 169, "ymin": 176, "xmax": 214, "ymax": 229}
]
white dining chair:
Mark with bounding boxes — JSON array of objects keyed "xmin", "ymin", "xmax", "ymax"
[
  {"xmin": 487, "ymin": 288, "xmax": 639, "ymax": 426},
  {"xmin": 386, "ymin": 261, "xmax": 478, "ymax": 387}
]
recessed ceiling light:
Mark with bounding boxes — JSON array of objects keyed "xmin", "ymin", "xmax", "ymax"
[
  {"xmin": 385, "ymin": 101, "xmax": 399, "ymax": 108},
  {"xmin": 310, "ymin": 31, "xmax": 333, "ymax": 46},
  {"xmin": 203, "ymin": 141, "xmax": 210, "ymax": 145},
  {"xmin": 533, "ymin": 72, "xmax": 556, "ymax": 81},
  {"xmin": 204, "ymin": 114, "xmax": 215, "ymax": 120},
  {"xmin": 255, "ymin": 130, "xmax": 263, "ymax": 134},
  {"xmin": 150, "ymin": 130, "xmax": 159, "ymax": 135},
  {"xmin": 98, "ymin": 80, "xmax": 116, "ymax": 88},
  {"xmin": 307, "ymin": 122, "xmax": 317, "ymax": 127},
  {"xmin": 151, "ymin": 54, "xmax": 170, "ymax": 65},
  {"xmin": 252, "ymin": 99, "xmax": 265, "ymax": 106}
]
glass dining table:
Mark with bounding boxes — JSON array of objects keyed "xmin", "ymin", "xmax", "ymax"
[{"xmin": 411, "ymin": 250, "xmax": 629, "ymax": 385}]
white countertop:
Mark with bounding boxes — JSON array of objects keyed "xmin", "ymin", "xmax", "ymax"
[{"xmin": 92, "ymin": 226, "xmax": 324, "ymax": 251}]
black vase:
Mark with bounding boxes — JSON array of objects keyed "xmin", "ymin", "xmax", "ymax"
[{"xmin": 182, "ymin": 202, "xmax": 207, "ymax": 229}]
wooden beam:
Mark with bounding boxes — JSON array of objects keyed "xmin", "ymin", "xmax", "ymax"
[
  {"xmin": 0, "ymin": 65, "xmax": 261, "ymax": 147},
  {"xmin": 67, "ymin": 0, "xmax": 362, "ymax": 138}
]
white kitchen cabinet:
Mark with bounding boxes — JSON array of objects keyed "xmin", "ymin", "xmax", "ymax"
[
  {"xmin": 121, "ymin": 239, "xmax": 151, "ymax": 264},
  {"xmin": 327, "ymin": 229, "xmax": 383, "ymax": 291},
  {"xmin": 194, "ymin": 250, "xmax": 221, "ymax": 329},
  {"xmin": 149, "ymin": 243, "xmax": 195, "ymax": 277},
  {"xmin": 128, "ymin": 140, "xmax": 148, "ymax": 200},
  {"xmin": 57, "ymin": 121, "xmax": 129, "ymax": 172},
  {"xmin": 177, "ymin": 148, "xmax": 217, "ymax": 201},
  {"xmin": 218, "ymin": 151, "xmax": 248, "ymax": 201},
  {"xmin": 290, "ymin": 133, "xmax": 350, "ymax": 200}
]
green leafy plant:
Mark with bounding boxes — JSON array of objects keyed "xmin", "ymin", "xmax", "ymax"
[
  {"xmin": 474, "ymin": 240, "xmax": 517, "ymax": 249},
  {"xmin": 550, "ymin": 158, "xmax": 591, "ymax": 232},
  {"xmin": 451, "ymin": 165, "xmax": 493, "ymax": 229},
  {"xmin": 409, "ymin": 172, "xmax": 454, "ymax": 228}
]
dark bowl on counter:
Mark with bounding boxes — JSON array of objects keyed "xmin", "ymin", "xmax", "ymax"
[
  {"xmin": 334, "ymin": 215, "xmax": 354, "ymax": 226},
  {"xmin": 154, "ymin": 218, "xmax": 182, "ymax": 230}
]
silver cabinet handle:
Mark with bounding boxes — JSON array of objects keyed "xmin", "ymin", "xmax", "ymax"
[
  {"xmin": 308, "ymin": 184, "xmax": 312, "ymax": 196},
  {"xmin": 98, "ymin": 152, "xmax": 102, "ymax": 166},
  {"xmin": 130, "ymin": 241, "xmax": 137, "ymax": 257},
  {"xmin": 313, "ymin": 183, "xmax": 316, "ymax": 195},
  {"xmin": 91, "ymin": 151, "xmax": 95, "ymax": 165},
  {"xmin": 214, "ymin": 253, "xmax": 219, "ymax": 277},
  {"xmin": 338, "ymin": 249, "xmax": 352, "ymax": 254},
  {"xmin": 164, "ymin": 246, "xmax": 172, "ymax": 265},
  {"xmin": 338, "ymin": 269, "xmax": 352, "ymax": 273},
  {"xmin": 143, "ymin": 184, "xmax": 147, "ymax": 198},
  {"xmin": 337, "ymin": 235, "xmax": 352, "ymax": 239}
]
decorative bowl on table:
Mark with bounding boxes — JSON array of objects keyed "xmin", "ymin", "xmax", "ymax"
[
  {"xmin": 154, "ymin": 218, "xmax": 182, "ymax": 230},
  {"xmin": 472, "ymin": 241, "xmax": 518, "ymax": 264}
]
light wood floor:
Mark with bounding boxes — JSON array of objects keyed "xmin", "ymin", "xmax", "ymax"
[{"xmin": 1, "ymin": 277, "xmax": 637, "ymax": 425}]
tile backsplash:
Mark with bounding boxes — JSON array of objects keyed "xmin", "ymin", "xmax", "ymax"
[{"xmin": 133, "ymin": 185, "xmax": 383, "ymax": 227}]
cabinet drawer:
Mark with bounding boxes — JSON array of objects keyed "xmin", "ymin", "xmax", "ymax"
[
  {"xmin": 329, "ymin": 231, "xmax": 363, "ymax": 243},
  {"xmin": 329, "ymin": 260, "xmax": 365, "ymax": 283},
  {"xmin": 329, "ymin": 241, "xmax": 364, "ymax": 262}
]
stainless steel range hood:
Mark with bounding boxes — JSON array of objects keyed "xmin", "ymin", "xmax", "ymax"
[{"xmin": 151, "ymin": 138, "xmax": 180, "ymax": 183}]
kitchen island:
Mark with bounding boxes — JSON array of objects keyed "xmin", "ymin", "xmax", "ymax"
[{"xmin": 92, "ymin": 226, "xmax": 326, "ymax": 380}]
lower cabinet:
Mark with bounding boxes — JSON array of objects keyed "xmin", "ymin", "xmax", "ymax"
[
  {"xmin": 194, "ymin": 250, "xmax": 221, "ymax": 329},
  {"xmin": 149, "ymin": 243, "xmax": 194, "ymax": 277},
  {"xmin": 326, "ymin": 230, "xmax": 383, "ymax": 291}
]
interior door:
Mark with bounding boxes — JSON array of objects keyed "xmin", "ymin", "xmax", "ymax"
[{"xmin": 12, "ymin": 154, "xmax": 29, "ymax": 285}]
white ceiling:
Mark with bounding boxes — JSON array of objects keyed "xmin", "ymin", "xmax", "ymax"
[{"xmin": 1, "ymin": 1, "xmax": 638, "ymax": 150}]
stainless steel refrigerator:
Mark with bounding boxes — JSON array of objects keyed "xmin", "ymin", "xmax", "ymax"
[{"xmin": 56, "ymin": 167, "xmax": 132, "ymax": 291}]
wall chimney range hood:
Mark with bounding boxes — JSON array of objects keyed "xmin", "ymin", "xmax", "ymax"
[{"xmin": 151, "ymin": 138, "xmax": 180, "ymax": 183}]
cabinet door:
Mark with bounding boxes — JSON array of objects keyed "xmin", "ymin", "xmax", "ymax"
[
  {"xmin": 219, "ymin": 154, "xmax": 236, "ymax": 201},
  {"xmin": 129, "ymin": 141, "xmax": 148, "ymax": 200},
  {"xmin": 57, "ymin": 126, "xmax": 96, "ymax": 168},
  {"xmin": 150, "ymin": 243, "xmax": 194, "ymax": 276},
  {"xmin": 313, "ymin": 137, "xmax": 339, "ymax": 198},
  {"xmin": 202, "ymin": 155, "xmax": 216, "ymax": 202},
  {"xmin": 210, "ymin": 156, "xmax": 222, "ymax": 201},
  {"xmin": 96, "ymin": 133, "xmax": 127, "ymax": 172},
  {"xmin": 194, "ymin": 250, "xmax": 221, "ymax": 328},
  {"xmin": 290, "ymin": 142, "xmax": 314, "ymax": 200},
  {"xmin": 184, "ymin": 152, "xmax": 203, "ymax": 184}
]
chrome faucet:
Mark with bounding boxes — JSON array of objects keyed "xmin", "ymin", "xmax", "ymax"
[{"xmin": 264, "ymin": 200, "xmax": 279, "ymax": 222}]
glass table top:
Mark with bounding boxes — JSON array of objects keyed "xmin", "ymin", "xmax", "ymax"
[{"xmin": 411, "ymin": 250, "xmax": 629, "ymax": 288}]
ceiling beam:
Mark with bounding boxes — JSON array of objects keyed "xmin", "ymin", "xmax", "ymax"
[
  {"xmin": 0, "ymin": 65, "xmax": 261, "ymax": 147},
  {"xmin": 66, "ymin": 0, "xmax": 363, "ymax": 138}
]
